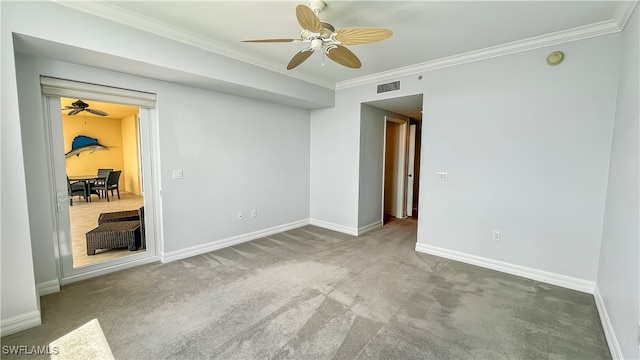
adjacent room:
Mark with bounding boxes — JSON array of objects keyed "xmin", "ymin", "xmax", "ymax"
[
  {"xmin": 1, "ymin": 1, "xmax": 638, "ymax": 359},
  {"xmin": 62, "ymin": 98, "xmax": 146, "ymax": 267}
]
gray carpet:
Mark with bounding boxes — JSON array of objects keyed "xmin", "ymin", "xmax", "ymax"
[{"xmin": 2, "ymin": 219, "xmax": 610, "ymax": 359}]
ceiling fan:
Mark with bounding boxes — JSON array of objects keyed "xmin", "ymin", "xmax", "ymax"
[
  {"xmin": 242, "ymin": 1, "xmax": 393, "ymax": 70},
  {"xmin": 62, "ymin": 99, "xmax": 109, "ymax": 116}
]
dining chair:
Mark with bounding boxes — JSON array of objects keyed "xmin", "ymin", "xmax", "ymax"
[
  {"xmin": 96, "ymin": 168, "xmax": 113, "ymax": 180},
  {"xmin": 88, "ymin": 168, "xmax": 113, "ymax": 200},
  {"xmin": 90, "ymin": 170, "xmax": 121, "ymax": 201},
  {"xmin": 67, "ymin": 176, "xmax": 87, "ymax": 206}
]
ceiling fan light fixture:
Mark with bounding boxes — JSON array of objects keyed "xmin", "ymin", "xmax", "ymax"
[
  {"xmin": 310, "ymin": 38, "xmax": 323, "ymax": 50},
  {"xmin": 243, "ymin": 2, "xmax": 392, "ymax": 70}
]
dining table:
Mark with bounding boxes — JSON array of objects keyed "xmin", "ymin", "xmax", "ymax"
[{"xmin": 68, "ymin": 175, "xmax": 106, "ymax": 202}]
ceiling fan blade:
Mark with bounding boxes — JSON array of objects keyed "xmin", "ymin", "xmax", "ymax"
[
  {"xmin": 62, "ymin": 106, "xmax": 76, "ymax": 110},
  {"xmin": 326, "ymin": 45, "xmax": 362, "ymax": 69},
  {"xmin": 86, "ymin": 108, "xmax": 109, "ymax": 116},
  {"xmin": 335, "ymin": 27, "xmax": 393, "ymax": 45},
  {"xmin": 242, "ymin": 39, "xmax": 299, "ymax": 43},
  {"xmin": 68, "ymin": 109, "xmax": 82, "ymax": 116},
  {"xmin": 296, "ymin": 5, "xmax": 323, "ymax": 33},
  {"xmin": 287, "ymin": 48, "xmax": 314, "ymax": 70}
]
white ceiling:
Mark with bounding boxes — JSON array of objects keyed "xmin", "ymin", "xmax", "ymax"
[
  {"xmin": 48, "ymin": 1, "xmax": 635, "ymax": 119},
  {"xmin": 64, "ymin": 0, "xmax": 632, "ymax": 87}
]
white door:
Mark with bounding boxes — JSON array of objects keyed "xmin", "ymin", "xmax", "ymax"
[
  {"xmin": 406, "ymin": 124, "xmax": 416, "ymax": 217},
  {"xmin": 47, "ymin": 97, "xmax": 158, "ymax": 282}
]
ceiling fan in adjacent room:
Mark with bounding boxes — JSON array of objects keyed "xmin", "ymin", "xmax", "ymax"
[
  {"xmin": 242, "ymin": 1, "xmax": 393, "ymax": 70},
  {"xmin": 62, "ymin": 99, "xmax": 109, "ymax": 116}
]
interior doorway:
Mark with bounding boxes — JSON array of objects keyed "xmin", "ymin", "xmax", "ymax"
[
  {"xmin": 409, "ymin": 119, "xmax": 422, "ymax": 218},
  {"xmin": 383, "ymin": 117, "xmax": 408, "ymax": 223},
  {"xmin": 358, "ymin": 93, "xmax": 423, "ymax": 232},
  {"xmin": 369, "ymin": 94, "xmax": 423, "ymax": 226}
]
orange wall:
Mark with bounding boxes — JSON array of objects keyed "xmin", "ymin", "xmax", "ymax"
[
  {"xmin": 63, "ymin": 114, "xmax": 140, "ymax": 194},
  {"xmin": 64, "ymin": 115, "xmax": 124, "ymax": 179},
  {"xmin": 121, "ymin": 115, "xmax": 141, "ymax": 195}
]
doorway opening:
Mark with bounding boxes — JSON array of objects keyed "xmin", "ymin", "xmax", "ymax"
[
  {"xmin": 61, "ymin": 98, "xmax": 145, "ymax": 267},
  {"xmin": 383, "ymin": 117, "xmax": 408, "ymax": 223},
  {"xmin": 41, "ymin": 76, "xmax": 160, "ymax": 283},
  {"xmin": 359, "ymin": 93, "xmax": 423, "ymax": 230}
]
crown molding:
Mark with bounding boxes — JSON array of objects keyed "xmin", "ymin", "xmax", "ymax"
[
  {"xmin": 50, "ymin": 1, "xmax": 636, "ymax": 93},
  {"xmin": 613, "ymin": 1, "xmax": 638, "ymax": 30},
  {"xmin": 336, "ymin": 19, "xmax": 623, "ymax": 90},
  {"xmin": 50, "ymin": 1, "xmax": 335, "ymax": 89}
]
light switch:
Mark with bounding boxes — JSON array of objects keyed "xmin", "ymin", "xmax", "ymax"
[
  {"xmin": 172, "ymin": 169, "xmax": 183, "ymax": 179},
  {"xmin": 435, "ymin": 172, "xmax": 448, "ymax": 181}
]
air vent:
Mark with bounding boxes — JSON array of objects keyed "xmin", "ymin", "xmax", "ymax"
[{"xmin": 377, "ymin": 81, "xmax": 401, "ymax": 94}]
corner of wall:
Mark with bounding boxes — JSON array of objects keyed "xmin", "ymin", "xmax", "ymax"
[
  {"xmin": 415, "ymin": 243, "xmax": 595, "ymax": 294},
  {"xmin": 37, "ymin": 279, "xmax": 61, "ymax": 296},
  {"xmin": 593, "ymin": 285, "xmax": 624, "ymax": 360},
  {"xmin": 309, "ymin": 219, "xmax": 358, "ymax": 236}
]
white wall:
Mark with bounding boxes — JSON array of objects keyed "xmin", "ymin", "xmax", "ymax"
[
  {"xmin": 416, "ymin": 34, "xmax": 620, "ymax": 283},
  {"xmin": 358, "ymin": 105, "xmax": 409, "ymax": 228},
  {"xmin": 311, "ymin": 34, "xmax": 621, "ymax": 283},
  {"xmin": 596, "ymin": 6, "xmax": 639, "ymax": 359},
  {"xmin": 158, "ymin": 84, "xmax": 310, "ymax": 253},
  {"xmin": 310, "ymin": 94, "xmax": 362, "ymax": 233},
  {"xmin": 1, "ymin": 12, "xmax": 41, "ymax": 334}
]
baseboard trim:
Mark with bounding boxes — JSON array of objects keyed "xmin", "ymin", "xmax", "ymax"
[
  {"xmin": 415, "ymin": 243, "xmax": 595, "ymax": 294},
  {"xmin": 309, "ymin": 219, "xmax": 358, "ymax": 236},
  {"xmin": 358, "ymin": 221, "xmax": 382, "ymax": 235},
  {"xmin": 0, "ymin": 311, "xmax": 41, "ymax": 337},
  {"xmin": 61, "ymin": 256, "xmax": 161, "ymax": 285},
  {"xmin": 593, "ymin": 285, "xmax": 622, "ymax": 360},
  {"xmin": 37, "ymin": 279, "xmax": 60, "ymax": 296},
  {"xmin": 161, "ymin": 219, "xmax": 310, "ymax": 263}
]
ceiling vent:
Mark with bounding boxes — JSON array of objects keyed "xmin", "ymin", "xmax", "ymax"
[{"xmin": 377, "ymin": 81, "xmax": 401, "ymax": 94}]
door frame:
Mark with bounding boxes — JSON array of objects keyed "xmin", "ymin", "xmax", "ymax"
[
  {"xmin": 43, "ymin": 95, "xmax": 162, "ymax": 285},
  {"xmin": 406, "ymin": 124, "xmax": 417, "ymax": 216},
  {"xmin": 381, "ymin": 116, "xmax": 409, "ymax": 223}
]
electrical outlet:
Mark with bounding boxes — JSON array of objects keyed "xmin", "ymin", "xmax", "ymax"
[
  {"xmin": 328, "ymin": 203, "xmax": 333, "ymax": 210},
  {"xmin": 172, "ymin": 169, "xmax": 183, "ymax": 179},
  {"xmin": 492, "ymin": 231, "xmax": 501, "ymax": 241},
  {"xmin": 251, "ymin": 209, "xmax": 257, "ymax": 217},
  {"xmin": 237, "ymin": 211, "xmax": 243, "ymax": 220}
]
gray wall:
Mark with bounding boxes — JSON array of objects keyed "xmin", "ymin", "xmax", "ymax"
[
  {"xmin": 16, "ymin": 54, "xmax": 311, "ymax": 287},
  {"xmin": 1, "ymin": 0, "xmax": 319, "ymax": 330},
  {"xmin": 596, "ymin": 6, "xmax": 639, "ymax": 360},
  {"xmin": 311, "ymin": 33, "xmax": 621, "ymax": 283}
]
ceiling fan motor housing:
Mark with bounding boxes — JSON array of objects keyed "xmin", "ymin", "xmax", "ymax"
[{"xmin": 311, "ymin": 38, "xmax": 323, "ymax": 50}]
